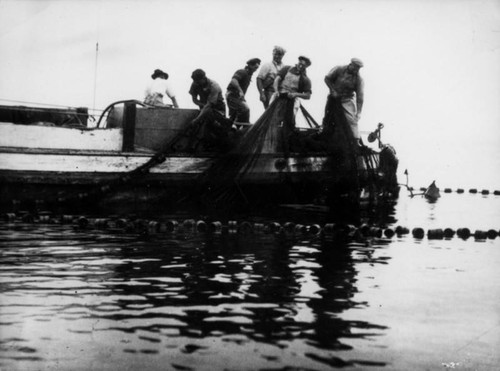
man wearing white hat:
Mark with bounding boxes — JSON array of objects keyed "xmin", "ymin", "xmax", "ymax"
[{"xmin": 324, "ymin": 58, "xmax": 364, "ymax": 138}]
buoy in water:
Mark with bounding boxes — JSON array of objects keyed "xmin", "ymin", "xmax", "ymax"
[
  {"xmin": 384, "ymin": 228, "xmax": 395, "ymax": 238},
  {"xmin": 443, "ymin": 228, "xmax": 455, "ymax": 238},
  {"xmin": 196, "ymin": 220, "xmax": 207, "ymax": 233},
  {"xmin": 474, "ymin": 230, "xmax": 487, "ymax": 240},
  {"xmin": 208, "ymin": 221, "xmax": 222, "ymax": 234},
  {"xmin": 427, "ymin": 228, "xmax": 444, "ymax": 239},
  {"xmin": 412, "ymin": 227, "xmax": 425, "ymax": 239},
  {"xmin": 457, "ymin": 228, "xmax": 471, "ymax": 239},
  {"xmin": 165, "ymin": 220, "xmax": 179, "ymax": 232},
  {"xmin": 486, "ymin": 229, "xmax": 498, "ymax": 239},
  {"xmin": 238, "ymin": 221, "xmax": 253, "ymax": 235}
]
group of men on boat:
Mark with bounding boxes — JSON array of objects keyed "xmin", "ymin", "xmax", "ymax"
[{"xmin": 144, "ymin": 46, "xmax": 365, "ymax": 151}]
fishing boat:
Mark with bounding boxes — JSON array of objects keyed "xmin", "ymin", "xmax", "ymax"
[{"xmin": 0, "ymin": 99, "xmax": 399, "ymax": 214}]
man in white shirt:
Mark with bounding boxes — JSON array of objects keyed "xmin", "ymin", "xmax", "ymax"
[
  {"xmin": 144, "ymin": 69, "xmax": 179, "ymax": 108},
  {"xmin": 256, "ymin": 46, "xmax": 286, "ymax": 109}
]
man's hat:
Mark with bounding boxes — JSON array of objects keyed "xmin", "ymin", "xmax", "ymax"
[
  {"xmin": 152, "ymin": 69, "xmax": 169, "ymax": 79},
  {"xmin": 350, "ymin": 58, "xmax": 364, "ymax": 67},
  {"xmin": 191, "ymin": 69, "xmax": 206, "ymax": 81},
  {"xmin": 246, "ymin": 58, "xmax": 261, "ymax": 66},
  {"xmin": 298, "ymin": 56, "xmax": 312, "ymax": 67}
]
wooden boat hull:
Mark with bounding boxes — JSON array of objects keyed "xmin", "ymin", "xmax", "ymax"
[{"xmin": 0, "ymin": 103, "xmax": 398, "ymax": 214}]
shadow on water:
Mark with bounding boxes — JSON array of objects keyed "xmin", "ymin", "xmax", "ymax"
[{"xmin": 0, "ymin": 206, "xmax": 397, "ymax": 369}]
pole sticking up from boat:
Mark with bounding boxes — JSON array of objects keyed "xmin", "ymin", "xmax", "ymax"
[{"xmin": 93, "ymin": 42, "xmax": 99, "ymax": 115}]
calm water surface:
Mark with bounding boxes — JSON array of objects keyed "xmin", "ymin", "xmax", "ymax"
[{"xmin": 0, "ymin": 193, "xmax": 499, "ymax": 371}]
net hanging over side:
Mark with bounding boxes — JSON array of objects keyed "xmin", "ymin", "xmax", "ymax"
[{"xmin": 197, "ymin": 95, "xmax": 361, "ymax": 208}]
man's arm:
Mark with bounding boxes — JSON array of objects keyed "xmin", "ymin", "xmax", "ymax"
[
  {"xmin": 170, "ymin": 96, "xmax": 179, "ymax": 108},
  {"xmin": 324, "ymin": 68, "xmax": 339, "ymax": 98},
  {"xmin": 356, "ymin": 76, "xmax": 364, "ymax": 116},
  {"xmin": 256, "ymin": 77, "xmax": 266, "ymax": 103}
]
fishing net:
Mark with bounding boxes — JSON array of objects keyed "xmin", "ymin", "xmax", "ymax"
[
  {"xmin": 197, "ymin": 95, "xmax": 295, "ymax": 207},
  {"xmin": 196, "ymin": 95, "xmax": 361, "ymax": 209}
]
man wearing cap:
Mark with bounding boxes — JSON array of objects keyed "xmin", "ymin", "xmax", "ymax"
[
  {"xmin": 187, "ymin": 69, "xmax": 230, "ymax": 151},
  {"xmin": 226, "ymin": 58, "xmax": 261, "ymax": 123},
  {"xmin": 144, "ymin": 69, "xmax": 179, "ymax": 108},
  {"xmin": 256, "ymin": 46, "xmax": 286, "ymax": 109},
  {"xmin": 324, "ymin": 58, "xmax": 364, "ymax": 138}
]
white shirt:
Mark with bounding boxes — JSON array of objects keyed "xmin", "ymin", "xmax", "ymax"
[{"xmin": 144, "ymin": 78, "xmax": 175, "ymax": 99}]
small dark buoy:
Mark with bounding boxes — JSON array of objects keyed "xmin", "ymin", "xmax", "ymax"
[
  {"xmin": 384, "ymin": 228, "xmax": 395, "ymax": 238},
  {"xmin": 309, "ymin": 224, "xmax": 321, "ymax": 235},
  {"xmin": 395, "ymin": 225, "xmax": 409, "ymax": 235},
  {"xmin": 427, "ymin": 228, "xmax": 444, "ymax": 240},
  {"xmin": 294, "ymin": 224, "xmax": 306, "ymax": 234},
  {"xmin": 474, "ymin": 230, "xmax": 487, "ymax": 240},
  {"xmin": 481, "ymin": 190, "xmax": 489, "ymax": 195},
  {"xmin": 444, "ymin": 188, "xmax": 452, "ymax": 193},
  {"xmin": 196, "ymin": 220, "xmax": 207, "ymax": 233},
  {"xmin": 456, "ymin": 188, "xmax": 464, "ymax": 194},
  {"xmin": 494, "ymin": 190, "xmax": 500, "ymax": 196},
  {"xmin": 116, "ymin": 218, "xmax": 128, "ymax": 228},
  {"xmin": 166, "ymin": 220, "xmax": 178, "ymax": 232},
  {"xmin": 359, "ymin": 223, "xmax": 370, "ymax": 236},
  {"xmin": 457, "ymin": 228, "xmax": 471, "ymax": 239},
  {"xmin": 21, "ymin": 213, "xmax": 35, "ymax": 223},
  {"xmin": 77, "ymin": 216, "xmax": 89, "ymax": 228},
  {"xmin": 148, "ymin": 221, "xmax": 160, "ymax": 233},
  {"xmin": 412, "ymin": 227, "xmax": 425, "ymax": 239},
  {"xmin": 469, "ymin": 189, "xmax": 477, "ymax": 194},
  {"xmin": 208, "ymin": 221, "xmax": 222, "ymax": 234},
  {"xmin": 486, "ymin": 229, "xmax": 498, "ymax": 239},
  {"xmin": 283, "ymin": 222, "xmax": 296, "ymax": 233},
  {"xmin": 95, "ymin": 218, "xmax": 109, "ymax": 229},
  {"xmin": 323, "ymin": 223, "xmax": 335, "ymax": 236},
  {"xmin": 267, "ymin": 222, "xmax": 281, "ymax": 234},
  {"xmin": 182, "ymin": 219, "xmax": 195, "ymax": 230},
  {"xmin": 370, "ymin": 227, "xmax": 383, "ymax": 238},
  {"xmin": 253, "ymin": 223, "xmax": 265, "ymax": 233},
  {"xmin": 60, "ymin": 215, "xmax": 74, "ymax": 224},
  {"xmin": 238, "ymin": 221, "xmax": 253, "ymax": 235},
  {"xmin": 443, "ymin": 228, "xmax": 455, "ymax": 238}
]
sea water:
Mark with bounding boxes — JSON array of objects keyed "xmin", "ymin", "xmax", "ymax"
[{"xmin": 0, "ymin": 190, "xmax": 499, "ymax": 371}]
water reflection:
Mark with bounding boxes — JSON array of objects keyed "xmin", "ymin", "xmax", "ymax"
[{"xmin": 0, "ymin": 216, "xmax": 396, "ymax": 370}]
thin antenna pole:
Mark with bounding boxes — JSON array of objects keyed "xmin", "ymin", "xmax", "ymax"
[{"xmin": 92, "ymin": 42, "xmax": 99, "ymax": 114}]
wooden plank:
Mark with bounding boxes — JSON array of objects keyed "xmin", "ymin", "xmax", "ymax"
[{"xmin": 0, "ymin": 122, "xmax": 122, "ymax": 151}]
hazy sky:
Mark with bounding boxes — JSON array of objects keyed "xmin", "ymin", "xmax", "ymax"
[{"xmin": 0, "ymin": 0, "xmax": 499, "ymax": 186}]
